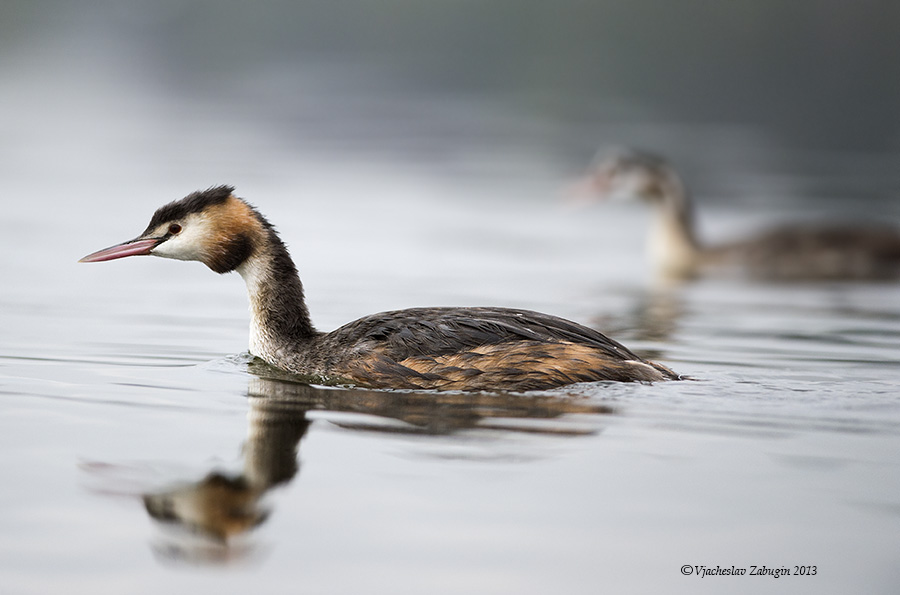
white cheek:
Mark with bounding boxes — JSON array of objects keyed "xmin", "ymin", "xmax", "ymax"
[
  {"xmin": 609, "ymin": 178, "xmax": 648, "ymax": 201},
  {"xmin": 150, "ymin": 226, "xmax": 208, "ymax": 261}
]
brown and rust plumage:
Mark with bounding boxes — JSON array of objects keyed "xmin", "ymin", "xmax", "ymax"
[
  {"xmin": 314, "ymin": 308, "xmax": 677, "ymax": 390},
  {"xmin": 80, "ymin": 186, "xmax": 680, "ymax": 390},
  {"xmin": 347, "ymin": 341, "xmax": 670, "ymax": 391}
]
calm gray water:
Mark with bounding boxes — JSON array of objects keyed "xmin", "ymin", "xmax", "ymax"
[{"xmin": 3, "ymin": 14, "xmax": 900, "ymax": 594}]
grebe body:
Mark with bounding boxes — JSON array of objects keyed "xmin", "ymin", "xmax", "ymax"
[
  {"xmin": 81, "ymin": 187, "xmax": 678, "ymax": 390},
  {"xmin": 583, "ymin": 151, "xmax": 900, "ymax": 280}
]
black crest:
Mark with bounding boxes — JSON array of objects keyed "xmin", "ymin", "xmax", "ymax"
[{"xmin": 143, "ymin": 185, "xmax": 236, "ymax": 234}]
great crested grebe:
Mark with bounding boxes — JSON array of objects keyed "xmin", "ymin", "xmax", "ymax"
[
  {"xmin": 80, "ymin": 186, "xmax": 679, "ymax": 390},
  {"xmin": 580, "ymin": 150, "xmax": 900, "ymax": 280}
]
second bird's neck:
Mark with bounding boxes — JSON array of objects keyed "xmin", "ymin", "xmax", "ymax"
[{"xmin": 648, "ymin": 175, "xmax": 703, "ymax": 276}]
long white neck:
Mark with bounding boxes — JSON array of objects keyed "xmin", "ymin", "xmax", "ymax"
[
  {"xmin": 647, "ymin": 175, "xmax": 702, "ymax": 277},
  {"xmin": 237, "ymin": 255, "xmax": 275, "ymax": 358},
  {"xmin": 235, "ymin": 234, "xmax": 316, "ymax": 363}
]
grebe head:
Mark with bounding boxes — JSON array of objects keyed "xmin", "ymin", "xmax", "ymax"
[
  {"xmin": 79, "ymin": 185, "xmax": 265, "ymax": 273},
  {"xmin": 583, "ymin": 150, "xmax": 683, "ymax": 205}
]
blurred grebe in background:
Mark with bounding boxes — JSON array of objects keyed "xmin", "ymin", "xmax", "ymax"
[
  {"xmin": 578, "ymin": 150, "xmax": 900, "ymax": 281},
  {"xmin": 80, "ymin": 186, "xmax": 679, "ymax": 390}
]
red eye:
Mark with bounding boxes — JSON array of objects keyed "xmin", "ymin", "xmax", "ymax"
[{"xmin": 168, "ymin": 223, "xmax": 182, "ymax": 235}]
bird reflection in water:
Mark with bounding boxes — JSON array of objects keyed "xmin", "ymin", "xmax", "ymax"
[
  {"xmin": 132, "ymin": 366, "xmax": 614, "ymax": 565},
  {"xmin": 589, "ymin": 289, "xmax": 687, "ymax": 349}
]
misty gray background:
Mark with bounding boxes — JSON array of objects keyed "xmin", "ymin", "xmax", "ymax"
[{"xmin": 2, "ymin": 0, "xmax": 898, "ymax": 196}]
